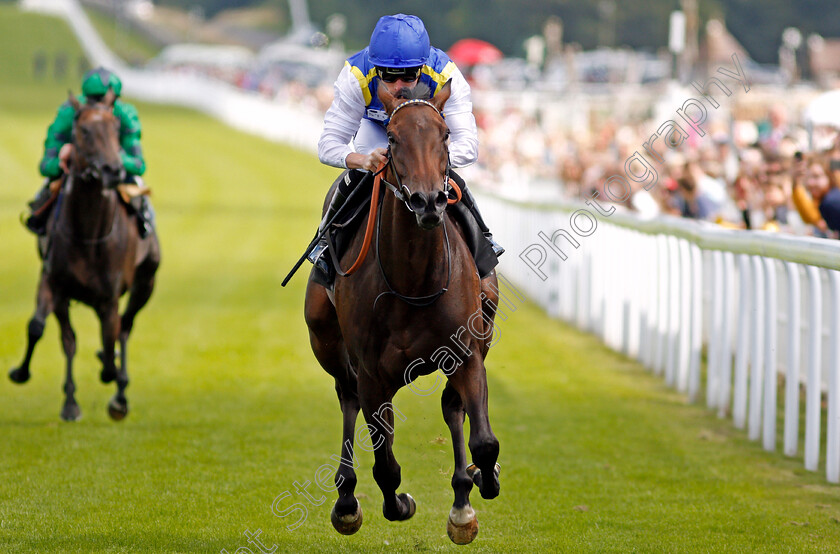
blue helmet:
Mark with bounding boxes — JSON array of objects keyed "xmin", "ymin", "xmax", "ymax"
[{"xmin": 368, "ymin": 14, "xmax": 430, "ymax": 68}]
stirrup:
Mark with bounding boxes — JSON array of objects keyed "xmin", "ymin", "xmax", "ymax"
[
  {"xmin": 308, "ymin": 240, "xmax": 332, "ymax": 276},
  {"xmin": 485, "ymin": 234, "xmax": 505, "ymax": 257}
]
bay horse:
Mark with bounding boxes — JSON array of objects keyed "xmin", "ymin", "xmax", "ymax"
[
  {"xmin": 304, "ymin": 81, "xmax": 500, "ymax": 544},
  {"xmin": 9, "ymin": 90, "xmax": 161, "ymax": 422}
]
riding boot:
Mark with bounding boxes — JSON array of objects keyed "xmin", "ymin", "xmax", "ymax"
[
  {"xmin": 450, "ymin": 171, "xmax": 505, "ymax": 257},
  {"xmin": 25, "ymin": 179, "xmax": 54, "ymax": 236},
  {"xmin": 135, "ymin": 196, "xmax": 156, "ymax": 238},
  {"xmin": 308, "ymin": 169, "xmax": 362, "ymax": 282}
]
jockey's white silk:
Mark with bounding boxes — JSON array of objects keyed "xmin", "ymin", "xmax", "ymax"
[{"xmin": 317, "ymin": 63, "xmax": 479, "ymax": 169}]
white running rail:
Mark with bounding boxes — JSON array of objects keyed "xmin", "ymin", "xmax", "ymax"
[
  {"xmin": 480, "ymin": 192, "xmax": 840, "ymax": 484},
  {"xmin": 20, "ymin": 0, "xmax": 323, "ymax": 153}
]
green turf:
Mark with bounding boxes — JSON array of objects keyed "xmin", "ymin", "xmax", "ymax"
[{"xmin": 2, "ymin": 5, "xmax": 840, "ymax": 553}]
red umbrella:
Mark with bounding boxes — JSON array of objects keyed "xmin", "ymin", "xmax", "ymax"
[{"xmin": 447, "ymin": 38, "xmax": 503, "ymax": 66}]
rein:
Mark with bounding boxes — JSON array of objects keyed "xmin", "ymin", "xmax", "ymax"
[
  {"xmin": 56, "ymin": 103, "xmax": 122, "ymax": 244},
  {"xmin": 331, "ymin": 98, "xmax": 462, "ymax": 306},
  {"xmin": 54, "ymin": 180, "xmax": 120, "ymax": 245}
]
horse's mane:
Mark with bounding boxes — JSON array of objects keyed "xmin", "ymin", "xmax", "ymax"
[{"xmin": 394, "ymin": 82, "xmax": 432, "ymax": 101}]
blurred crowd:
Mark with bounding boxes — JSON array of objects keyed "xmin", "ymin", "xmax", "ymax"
[
  {"xmin": 471, "ymin": 99, "xmax": 840, "ymax": 239},
  {"xmin": 155, "ymin": 54, "xmax": 840, "ymax": 240}
]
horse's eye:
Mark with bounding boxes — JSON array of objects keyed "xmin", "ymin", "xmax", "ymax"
[{"xmin": 387, "ymin": 133, "xmax": 396, "ymax": 145}]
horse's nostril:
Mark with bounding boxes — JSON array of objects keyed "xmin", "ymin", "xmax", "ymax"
[
  {"xmin": 435, "ymin": 190, "xmax": 448, "ymax": 207},
  {"xmin": 409, "ymin": 192, "xmax": 427, "ymax": 213}
]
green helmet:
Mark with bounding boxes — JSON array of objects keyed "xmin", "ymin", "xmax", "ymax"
[{"xmin": 81, "ymin": 67, "xmax": 122, "ymax": 98}]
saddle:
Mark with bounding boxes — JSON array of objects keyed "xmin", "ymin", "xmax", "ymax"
[
  {"xmin": 311, "ymin": 172, "xmax": 497, "ymax": 289},
  {"xmin": 311, "ymin": 174, "xmax": 377, "ymax": 289}
]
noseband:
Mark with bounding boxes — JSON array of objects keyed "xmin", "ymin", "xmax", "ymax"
[
  {"xmin": 379, "ymin": 99, "xmax": 459, "ymax": 213},
  {"xmin": 373, "ymin": 98, "xmax": 460, "ymax": 308},
  {"xmin": 71, "ymin": 104, "xmax": 121, "ymax": 187}
]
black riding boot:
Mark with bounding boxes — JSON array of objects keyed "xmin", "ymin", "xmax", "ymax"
[
  {"xmin": 132, "ymin": 195, "xmax": 155, "ymax": 238},
  {"xmin": 308, "ymin": 169, "xmax": 362, "ymax": 283},
  {"xmin": 449, "ymin": 171, "xmax": 505, "ymax": 257},
  {"xmin": 25, "ymin": 180, "xmax": 54, "ymax": 236}
]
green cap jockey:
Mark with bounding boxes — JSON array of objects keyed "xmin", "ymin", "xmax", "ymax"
[
  {"xmin": 81, "ymin": 66, "xmax": 123, "ymax": 97},
  {"xmin": 39, "ymin": 67, "xmax": 144, "ymax": 178},
  {"xmin": 28, "ymin": 67, "xmax": 155, "ymax": 240}
]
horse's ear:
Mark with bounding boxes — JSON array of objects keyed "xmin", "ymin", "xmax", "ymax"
[
  {"xmin": 68, "ymin": 90, "xmax": 82, "ymax": 113},
  {"xmin": 377, "ymin": 81, "xmax": 397, "ymax": 115},
  {"xmin": 431, "ymin": 79, "xmax": 452, "ymax": 113},
  {"xmin": 104, "ymin": 88, "xmax": 116, "ymax": 107}
]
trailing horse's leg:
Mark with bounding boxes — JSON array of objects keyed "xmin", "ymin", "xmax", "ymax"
[
  {"xmin": 53, "ymin": 299, "xmax": 80, "ymax": 422},
  {"xmin": 304, "ymin": 278, "xmax": 363, "ymax": 534},
  {"xmin": 441, "ymin": 382, "xmax": 479, "ymax": 544},
  {"xmin": 9, "ymin": 272, "xmax": 54, "ymax": 384},
  {"xmin": 119, "ymin": 242, "xmax": 159, "ymax": 343},
  {"xmin": 448, "ymin": 359, "xmax": 500, "ymax": 500},
  {"xmin": 98, "ymin": 301, "xmax": 128, "ymax": 420},
  {"xmin": 358, "ymin": 378, "xmax": 416, "ymax": 523},
  {"xmin": 111, "ymin": 251, "xmax": 159, "ymax": 413}
]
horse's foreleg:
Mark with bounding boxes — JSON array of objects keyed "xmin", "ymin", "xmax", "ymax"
[
  {"xmin": 359, "ymin": 379, "xmax": 415, "ymax": 523},
  {"xmin": 98, "ymin": 301, "xmax": 127, "ymax": 420},
  {"xmin": 304, "ymin": 278, "xmax": 364, "ymax": 534},
  {"xmin": 53, "ymin": 299, "xmax": 80, "ymax": 422},
  {"xmin": 331, "ymin": 378, "xmax": 363, "ymax": 534},
  {"xmin": 120, "ymin": 249, "xmax": 159, "ymax": 343},
  {"xmin": 448, "ymin": 359, "xmax": 500, "ymax": 501},
  {"xmin": 441, "ymin": 382, "xmax": 479, "ymax": 544},
  {"xmin": 9, "ymin": 273, "xmax": 54, "ymax": 384}
]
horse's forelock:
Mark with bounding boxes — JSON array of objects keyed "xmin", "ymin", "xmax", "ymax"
[{"xmin": 395, "ymin": 82, "xmax": 432, "ymax": 101}]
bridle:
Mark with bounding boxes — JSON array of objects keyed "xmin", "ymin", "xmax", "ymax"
[
  {"xmin": 70, "ymin": 103, "xmax": 121, "ymax": 189},
  {"xmin": 373, "ymin": 98, "xmax": 460, "ymax": 308},
  {"xmin": 56, "ymin": 103, "xmax": 121, "ymax": 243},
  {"xmin": 378, "ymin": 99, "xmax": 460, "ymax": 212}
]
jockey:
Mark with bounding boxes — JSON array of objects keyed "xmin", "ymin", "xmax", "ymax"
[
  {"xmin": 310, "ymin": 13, "xmax": 503, "ymax": 282},
  {"xmin": 25, "ymin": 67, "xmax": 155, "ymax": 238}
]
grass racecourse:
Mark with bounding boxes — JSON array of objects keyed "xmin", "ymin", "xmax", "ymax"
[{"xmin": 2, "ymin": 6, "xmax": 840, "ymax": 553}]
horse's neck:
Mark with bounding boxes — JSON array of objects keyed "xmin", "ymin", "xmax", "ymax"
[
  {"xmin": 63, "ymin": 175, "xmax": 115, "ymax": 239},
  {"xmin": 378, "ymin": 193, "xmax": 448, "ymax": 293}
]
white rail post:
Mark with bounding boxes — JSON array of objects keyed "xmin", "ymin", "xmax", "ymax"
[
  {"xmin": 666, "ymin": 235, "xmax": 681, "ymax": 387},
  {"xmin": 644, "ymin": 233, "xmax": 660, "ymax": 370},
  {"xmin": 805, "ymin": 265, "xmax": 822, "ymax": 472},
  {"xmin": 708, "ymin": 250, "xmax": 724, "ymax": 408},
  {"xmin": 783, "ymin": 262, "xmax": 801, "ymax": 457},
  {"xmin": 763, "ymin": 257, "xmax": 778, "ymax": 452},
  {"xmin": 718, "ymin": 252, "xmax": 736, "ymax": 418},
  {"xmin": 733, "ymin": 254, "xmax": 752, "ymax": 429},
  {"xmin": 827, "ymin": 271, "xmax": 840, "ymax": 483},
  {"xmin": 654, "ymin": 235, "xmax": 668, "ymax": 376},
  {"xmin": 677, "ymin": 239, "xmax": 692, "ymax": 392},
  {"xmin": 688, "ymin": 243, "xmax": 703, "ymax": 402},
  {"xmin": 748, "ymin": 255, "xmax": 766, "ymax": 441}
]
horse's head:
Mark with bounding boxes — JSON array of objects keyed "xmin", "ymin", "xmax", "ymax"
[
  {"xmin": 68, "ymin": 89, "xmax": 123, "ymax": 188},
  {"xmin": 378, "ymin": 80, "xmax": 452, "ymax": 230}
]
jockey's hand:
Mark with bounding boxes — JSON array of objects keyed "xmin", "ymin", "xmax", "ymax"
[
  {"xmin": 58, "ymin": 143, "xmax": 74, "ymax": 173},
  {"xmin": 346, "ymin": 148, "xmax": 388, "ymax": 173}
]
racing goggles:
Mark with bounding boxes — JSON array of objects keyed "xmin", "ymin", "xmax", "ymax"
[{"xmin": 376, "ymin": 66, "xmax": 422, "ymax": 83}]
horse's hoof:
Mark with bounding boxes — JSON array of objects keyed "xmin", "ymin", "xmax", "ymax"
[
  {"xmin": 447, "ymin": 506, "xmax": 478, "ymax": 545},
  {"xmin": 8, "ymin": 367, "xmax": 30, "ymax": 384},
  {"xmin": 98, "ymin": 351, "xmax": 117, "ymax": 383},
  {"xmin": 107, "ymin": 398, "xmax": 128, "ymax": 421},
  {"xmin": 384, "ymin": 493, "xmax": 416, "ymax": 522},
  {"xmin": 398, "ymin": 493, "xmax": 416, "ymax": 520},
  {"xmin": 330, "ymin": 500, "xmax": 363, "ymax": 535},
  {"xmin": 467, "ymin": 463, "xmax": 501, "ymax": 500},
  {"xmin": 60, "ymin": 403, "xmax": 81, "ymax": 422}
]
